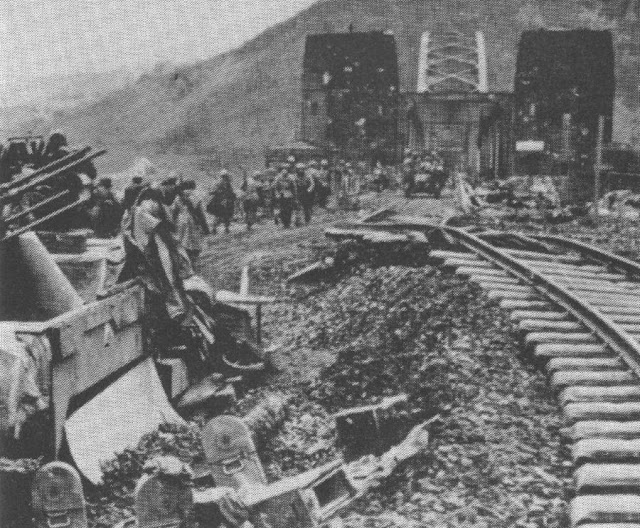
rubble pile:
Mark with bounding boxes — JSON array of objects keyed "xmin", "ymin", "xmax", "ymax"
[
  {"xmin": 86, "ymin": 422, "xmax": 205, "ymax": 527},
  {"xmin": 264, "ymin": 262, "xmax": 571, "ymax": 527},
  {"xmin": 552, "ymin": 218, "xmax": 640, "ymax": 261},
  {"xmin": 259, "ymin": 397, "xmax": 338, "ymax": 480},
  {"xmin": 85, "ymin": 245, "xmax": 571, "ymax": 528}
]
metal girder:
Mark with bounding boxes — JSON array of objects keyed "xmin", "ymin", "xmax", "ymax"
[
  {"xmin": 428, "ymin": 55, "xmax": 479, "ymax": 68},
  {"xmin": 417, "ymin": 30, "xmax": 488, "ymax": 93}
]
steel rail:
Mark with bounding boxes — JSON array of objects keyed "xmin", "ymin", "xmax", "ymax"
[
  {"xmin": 530, "ymin": 233, "xmax": 640, "ymax": 279},
  {"xmin": 443, "ymin": 226, "xmax": 640, "ymax": 379}
]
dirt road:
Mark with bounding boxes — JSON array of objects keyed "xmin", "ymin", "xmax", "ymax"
[{"xmin": 196, "ymin": 190, "xmax": 457, "ymax": 292}]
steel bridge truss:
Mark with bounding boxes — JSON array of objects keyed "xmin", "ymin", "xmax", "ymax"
[{"xmin": 416, "ymin": 30, "xmax": 488, "ymax": 93}]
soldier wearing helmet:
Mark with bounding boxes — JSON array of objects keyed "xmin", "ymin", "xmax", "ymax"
[
  {"xmin": 314, "ymin": 158, "xmax": 331, "ymax": 208},
  {"xmin": 240, "ymin": 170, "xmax": 262, "ymax": 231},
  {"xmin": 260, "ymin": 166, "xmax": 277, "ymax": 221},
  {"xmin": 89, "ymin": 177, "xmax": 122, "ymax": 238},
  {"xmin": 207, "ymin": 170, "xmax": 236, "ymax": 234},
  {"xmin": 273, "ymin": 163, "xmax": 297, "ymax": 228},
  {"xmin": 295, "ymin": 162, "xmax": 315, "ymax": 225},
  {"xmin": 402, "ymin": 154, "xmax": 416, "ymax": 197}
]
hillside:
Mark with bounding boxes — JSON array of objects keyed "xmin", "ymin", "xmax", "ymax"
[
  {"xmin": 0, "ymin": 69, "xmax": 137, "ymax": 138},
  {"xmin": 27, "ymin": 0, "xmax": 640, "ymax": 169}
]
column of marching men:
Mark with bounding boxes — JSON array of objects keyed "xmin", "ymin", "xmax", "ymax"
[{"xmin": 110, "ymin": 156, "xmax": 369, "ymax": 255}]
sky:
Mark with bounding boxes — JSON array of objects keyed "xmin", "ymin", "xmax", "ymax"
[{"xmin": 0, "ymin": 0, "xmax": 317, "ymax": 95}]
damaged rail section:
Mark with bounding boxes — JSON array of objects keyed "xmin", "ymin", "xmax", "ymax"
[{"xmin": 326, "ymin": 211, "xmax": 640, "ymax": 526}]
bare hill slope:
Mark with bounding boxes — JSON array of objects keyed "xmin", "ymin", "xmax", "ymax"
[{"xmin": 32, "ymin": 0, "xmax": 640, "ymax": 161}]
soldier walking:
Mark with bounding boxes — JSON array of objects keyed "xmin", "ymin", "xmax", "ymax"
[
  {"xmin": 240, "ymin": 171, "xmax": 261, "ymax": 231},
  {"xmin": 295, "ymin": 162, "xmax": 315, "ymax": 225},
  {"xmin": 123, "ymin": 176, "xmax": 145, "ymax": 211},
  {"xmin": 90, "ymin": 177, "xmax": 122, "ymax": 238},
  {"xmin": 173, "ymin": 179, "xmax": 210, "ymax": 263},
  {"xmin": 316, "ymin": 159, "xmax": 331, "ymax": 207},
  {"xmin": 207, "ymin": 170, "xmax": 236, "ymax": 234},
  {"xmin": 273, "ymin": 165, "xmax": 297, "ymax": 228},
  {"xmin": 260, "ymin": 167, "xmax": 277, "ymax": 221}
]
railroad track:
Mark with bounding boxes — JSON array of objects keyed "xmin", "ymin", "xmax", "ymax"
[{"xmin": 428, "ymin": 226, "xmax": 640, "ymax": 527}]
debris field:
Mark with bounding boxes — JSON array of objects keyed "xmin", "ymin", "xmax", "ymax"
[{"xmin": 86, "ymin": 241, "xmax": 572, "ymax": 528}]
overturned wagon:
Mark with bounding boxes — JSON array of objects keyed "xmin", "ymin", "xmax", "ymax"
[
  {"xmin": 1, "ymin": 231, "xmax": 266, "ymax": 485},
  {"xmin": 0, "ymin": 234, "xmax": 163, "ymax": 474}
]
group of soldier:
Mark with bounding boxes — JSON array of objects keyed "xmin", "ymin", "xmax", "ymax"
[
  {"xmin": 90, "ymin": 150, "xmax": 446, "ymax": 252},
  {"xmin": 99, "ymin": 155, "xmax": 345, "ymax": 265},
  {"xmin": 206, "ymin": 156, "xmax": 341, "ymax": 232}
]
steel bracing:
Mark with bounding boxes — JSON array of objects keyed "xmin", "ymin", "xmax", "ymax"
[{"xmin": 416, "ymin": 30, "xmax": 488, "ymax": 93}]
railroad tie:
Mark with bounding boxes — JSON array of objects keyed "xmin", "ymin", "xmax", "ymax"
[
  {"xmin": 563, "ymin": 403, "xmax": 640, "ymax": 424},
  {"xmin": 486, "ymin": 286, "xmax": 540, "ymax": 301},
  {"xmin": 603, "ymin": 313, "xmax": 640, "ymax": 325},
  {"xmin": 617, "ymin": 280, "xmax": 640, "ymax": 290},
  {"xmin": 525, "ymin": 332, "xmax": 598, "ymax": 346},
  {"xmin": 429, "ymin": 250, "xmax": 479, "ymax": 261},
  {"xmin": 502, "ymin": 248, "xmax": 582, "ymax": 264},
  {"xmin": 534, "ymin": 344, "xmax": 613, "ymax": 359},
  {"xmin": 573, "ymin": 439, "xmax": 640, "ymax": 465},
  {"xmin": 519, "ymin": 319, "xmax": 583, "ymax": 332},
  {"xmin": 510, "ymin": 310, "xmax": 569, "ymax": 322},
  {"xmin": 548, "ymin": 357, "xmax": 625, "ymax": 372},
  {"xmin": 578, "ymin": 293, "xmax": 640, "ymax": 309},
  {"xmin": 577, "ymin": 287, "xmax": 640, "ymax": 299},
  {"xmin": 564, "ymin": 421, "xmax": 640, "ymax": 441},
  {"xmin": 455, "ymin": 266, "xmax": 507, "ymax": 277},
  {"xmin": 446, "ymin": 258, "xmax": 495, "ymax": 269},
  {"xmin": 520, "ymin": 260, "xmax": 615, "ymax": 274},
  {"xmin": 575, "ymin": 463, "xmax": 640, "ymax": 493},
  {"xmin": 531, "ymin": 268, "xmax": 626, "ymax": 282},
  {"xmin": 560, "ymin": 386, "xmax": 640, "ymax": 406},
  {"xmin": 550, "ymin": 370, "xmax": 635, "ymax": 389},
  {"xmin": 500, "ymin": 299, "xmax": 554, "ymax": 311},
  {"xmin": 469, "ymin": 275, "xmax": 520, "ymax": 286},
  {"xmin": 571, "ymin": 494, "xmax": 640, "ymax": 525},
  {"xmin": 515, "ymin": 259, "xmax": 588, "ymax": 270},
  {"xmin": 552, "ymin": 275, "xmax": 640, "ymax": 290}
]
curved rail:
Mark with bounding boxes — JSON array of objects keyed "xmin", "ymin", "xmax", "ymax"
[
  {"xmin": 530, "ymin": 233, "xmax": 640, "ymax": 279},
  {"xmin": 443, "ymin": 226, "xmax": 640, "ymax": 379}
]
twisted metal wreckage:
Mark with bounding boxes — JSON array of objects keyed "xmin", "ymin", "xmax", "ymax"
[
  {"xmin": 0, "ymin": 144, "xmax": 433, "ymax": 528},
  {"xmin": 32, "ymin": 411, "xmax": 434, "ymax": 528}
]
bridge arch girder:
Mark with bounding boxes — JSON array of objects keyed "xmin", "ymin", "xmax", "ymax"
[{"xmin": 417, "ymin": 30, "xmax": 488, "ymax": 93}]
